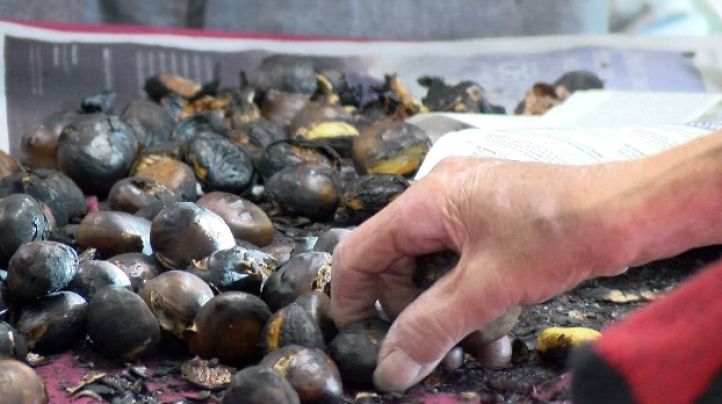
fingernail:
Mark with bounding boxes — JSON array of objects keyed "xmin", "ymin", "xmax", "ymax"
[{"xmin": 373, "ymin": 348, "xmax": 426, "ymax": 392}]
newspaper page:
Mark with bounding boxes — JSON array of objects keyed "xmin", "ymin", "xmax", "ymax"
[{"xmin": 2, "ymin": 20, "xmax": 722, "ymax": 156}]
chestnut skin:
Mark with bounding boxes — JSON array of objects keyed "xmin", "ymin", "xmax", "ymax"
[{"xmin": 197, "ymin": 192, "xmax": 274, "ymax": 247}]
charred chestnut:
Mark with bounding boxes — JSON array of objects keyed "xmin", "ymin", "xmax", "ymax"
[
  {"xmin": 0, "ymin": 150, "xmax": 20, "ymax": 179},
  {"xmin": 329, "ymin": 318, "xmax": 390, "ymax": 389},
  {"xmin": 0, "ymin": 194, "xmax": 51, "ymax": 266},
  {"xmin": 107, "ymin": 176, "xmax": 179, "ymax": 214},
  {"xmin": 172, "ymin": 111, "xmax": 228, "ymax": 145},
  {"xmin": 106, "ymin": 252, "xmax": 162, "ymax": 292},
  {"xmin": 265, "ymin": 165, "xmax": 341, "ymax": 220},
  {"xmin": 76, "ymin": 211, "xmax": 152, "ymax": 257},
  {"xmin": 7, "ymin": 241, "xmax": 78, "ymax": 300},
  {"xmin": 131, "ymin": 154, "xmax": 198, "ymax": 201},
  {"xmin": 187, "ymin": 245, "xmax": 278, "ymax": 295},
  {"xmin": 182, "ymin": 132, "xmax": 255, "ymax": 194},
  {"xmin": 69, "ymin": 260, "xmax": 132, "ymax": 299},
  {"xmin": 145, "ymin": 73, "xmax": 203, "ymax": 102},
  {"xmin": 150, "ymin": 202, "xmax": 236, "ymax": 269},
  {"xmin": 20, "ymin": 109, "xmax": 77, "ymax": 170},
  {"xmin": 253, "ymin": 54, "xmax": 317, "ymax": 95},
  {"xmin": 86, "ymin": 286, "xmax": 160, "ymax": 360},
  {"xmin": 138, "ymin": 270, "xmax": 213, "ymax": 339},
  {"xmin": 313, "ymin": 228, "xmax": 352, "ymax": 254},
  {"xmin": 262, "ymin": 303, "xmax": 325, "ymax": 353},
  {"xmin": 261, "ymin": 90, "xmax": 311, "ymax": 129},
  {"xmin": 294, "ymin": 290, "xmax": 337, "ymax": 342},
  {"xmin": 227, "ymin": 118, "xmax": 287, "ymax": 168},
  {"xmin": 289, "ymin": 100, "xmax": 359, "ymax": 155},
  {"xmin": 553, "ymin": 70, "xmax": 604, "ymax": 93},
  {"xmin": 0, "ymin": 321, "xmax": 28, "ymax": 359},
  {"xmin": 57, "ymin": 113, "xmax": 139, "ymax": 195},
  {"xmin": 259, "ymin": 345, "xmax": 343, "ymax": 403},
  {"xmin": 341, "ymin": 174, "xmax": 409, "ymax": 223},
  {"xmin": 186, "ymin": 292, "xmax": 272, "ymax": 366},
  {"xmin": 352, "ymin": 117, "xmax": 430, "ymax": 177},
  {"xmin": 222, "ymin": 365, "xmax": 299, "ymax": 404},
  {"xmin": 15, "ymin": 291, "xmax": 87, "ymax": 354},
  {"xmin": 256, "ymin": 141, "xmax": 339, "ymax": 181},
  {"xmin": 121, "ymin": 99, "xmax": 175, "ymax": 149},
  {"xmin": 0, "ymin": 359, "xmax": 48, "ymax": 403},
  {"xmin": 261, "ymin": 251, "xmax": 332, "ymax": 312},
  {"xmin": 418, "ymin": 76, "xmax": 505, "ymax": 114},
  {"xmin": 197, "ymin": 192, "xmax": 274, "ymax": 246}
]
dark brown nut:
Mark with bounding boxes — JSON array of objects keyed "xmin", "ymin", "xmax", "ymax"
[
  {"xmin": 313, "ymin": 228, "xmax": 352, "ymax": 254},
  {"xmin": 144, "ymin": 73, "xmax": 202, "ymax": 102},
  {"xmin": 15, "ymin": 291, "xmax": 87, "ymax": 354},
  {"xmin": 227, "ymin": 118, "xmax": 287, "ymax": 167},
  {"xmin": 222, "ymin": 365, "xmax": 300, "ymax": 404},
  {"xmin": 352, "ymin": 117, "xmax": 430, "ymax": 176},
  {"xmin": 256, "ymin": 141, "xmax": 338, "ymax": 181},
  {"xmin": 138, "ymin": 270, "xmax": 213, "ymax": 339},
  {"xmin": 341, "ymin": 174, "xmax": 409, "ymax": 223},
  {"xmin": 7, "ymin": 241, "xmax": 78, "ymax": 300},
  {"xmin": 259, "ymin": 345, "xmax": 343, "ymax": 403},
  {"xmin": 262, "ymin": 303, "xmax": 325, "ymax": 353},
  {"xmin": 261, "ymin": 252, "xmax": 332, "ymax": 312},
  {"xmin": 253, "ymin": 55, "xmax": 317, "ymax": 94},
  {"xmin": 463, "ymin": 306, "xmax": 522, "ymax": 346},
  {"xmin": 121, "ymin": 99, "xmax": 175, "ymax": 149},
  {"xmin": 0, "ymin": 321, "xmax": 28, "ymax": 359},
  {"xmin": 0, "ymin": 169, "xmax": 86, "ymax": 226},
  {"xmin": 329, "ymin": 318, "xmax": 390, "ymax": 389},
  {"xmin": 0, "ymin": 194, "xmax": 51, "ymax": 267},
  {"xmin": 441, "ymin": 346, "xmax": 465, "ymax": 369},
  {"xmin": 68, "ymin": 260, "xmax": 132, "ymax": 300},
  {"xmin": 289, "ymin": 100, "xmax": 359, "ymax": 156},
  {"xmin": 57, "ymin": 113, "xmax": 139, "ymax": 195},
  {"xmin": 86, "ymin": 286, "xmax": 161, "ymax": 361},
  {"xmin": 172, "ymin": 111, "xmax": 228, "ymax": 145},
  {"xmin": 0, "ymin": 359, "xmax": 48, "ymax": 403},
  {"xmin": 514, "ymin": 83, "xmax": 567, "ymax": 116},
  {"xmin": 418, "ymin": 76, "xmax": 505, "ymax": 114},
  {"xmin": 106, "ymin": 252, "xmax": 162, "ymax": 292},
  {"xmin": 179, "ymin": 94, "xmax": 231, "ymax": 121},
  {"xmin": 197, "ymin": 192, "xmax": 274, "ymax": 247},
  {"xmin": 553, "ymin": 70, "xmax": 604, "ymax": 93},
  {"xmin": 225, "ymin": 84, "xmax": 262, "ymax": 129},
  {"xmin": 81, "ymin": 90, "xmax": 116, "ymax": 113},
  {"xmin": 182, "ymin": 132, "xmax": 255, "ymax": 194},
  {"xmin": 107, "ymin": 175, "xmax": 179, "ymax": 214},
  {"xmin": 77, "ymin": 211, "xmax": 152, "ymax": 257},
  {"xmin": 261, "ymin": 90, "xmax": 311, "ymax": 129},
  {"xmin": 464, "ymin": 335, "xmax": 513, "ymax": 369},
  {"xmin": 150, "ymin": 202, "xmax": 236, "ymax": 269},
  {"xmin": 131, "ymin": 154, "xmax": 198, "ymax": 201},
  {"xmin": 186, "ymin": 292, "xmax": 272, "ymax": 366},
  {"xmin": 293, "ymin": 290, "xmax": 337, "ymax": 343},
  {"xmin": 20, "ymin": 109, "xmax": 77, "ymax": 170},
  {"xmin": 188, "ymin": 245, "xmax": 278, "ymax": 295},
  {"xmin": 0, "ymin": 149, "xmax": 20, "ymax": 180},
  {"xmin": 265, "ymin": 165, "xmax": 341, "ymax": 220}
]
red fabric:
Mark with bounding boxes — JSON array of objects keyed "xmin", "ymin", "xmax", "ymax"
[{"xmin": 595, "ymin": 259, "xmax": 722, "ymax": 404}]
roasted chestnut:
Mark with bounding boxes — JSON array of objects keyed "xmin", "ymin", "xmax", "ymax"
[
  {"xmin": 107, "ymin": 175, "xmax": 179, "ymax": 214},
  {"xmin": 0, "ymin": 321, "xmax": 28, "ymax": 359},
  {"xmin": 131, "ymin": 154, "xmax": 198, "ymax": 201},
  {"xmin": 7, "ymin": 241, "xmax": 78, "ymax": 300},
  {"xmin": 76, "ymin": 211, "xmax": 152, "ymax": 257},
  {"xmin": 418, "ymin": 76, "xmax": 505, "ymax": 114},
  {"xmin": 256, "ymin": 141, "xmax": 339, "ymax": 181},
  {"xmin": 68, "ymin": 259, "xmax": 132, "ymax": 299},
  {"xmin": 253, "ymin": 54, "xmax": 317, "ymax": 95},
  {"xmin": 106, "ymin": 252, "xmax": 162, "ymax": 292},
  {"xmin": 121, "ymin": 99, "xmax": 175, "ymax": 149},
  {"xmin": 186, "ymin": 292, "xmax": 272, "ymax": 366},
  {"xmin": 441, "ymin": 346, "xmax": 465, "ymax": 370},
  {"xmin": 553, "ymin": 70, "xmax": 604, "ymax": 93},
  {"xmin": 261, "ymin": 90, "xmax": 312, "ymax": 129},
  {"xmin": 81, "ymin": 90, "xmax": 116, "ymax": 113},
  {"xmin": 0, "ymin": 359, "xmax": 48, "ymax": 403},
  {"xmin": 150, "ymin": 202, "xmax": 236, "ymax": 269},
  {"xmin": 227, "ymin": 118, "xmax": 287, "ymax": 167},
  {"xmin": 312, "ymin": 228, "xmax": 352, "ymax": 254},
  {"xmin": 329, "ymin": 318, "xmax": 390, "ymax": 389},
  {"xmin": 289, "ymin": 100, "xmax": 359, "ymax": 155},
  {"xmin": 172, "ymin": 111, "xmax": 228, "ymax": 145},
  {"xmin": 222, "ymin": 365, "xmax": 300, "ymax": 404},
  {"xmin": 20, "ymin": 109, "xmax": 77, "ymax": 170},
  {"xmin": 293, "ymin": 290, "xmax": 337, "ymax": 342},
  {"xmin": 225, "ymin": 84, "xmax": 262, "ymax": 129},
  {"xmin": 261, "ymin": 251, "xmax": 333, "ymax": 312},
  {"xmin": 259, "ymin": 345, "xmax": 343, "ymax": 403},
  {"xmin": 197, "ymin": 192, "xmax": 274, "ymax": 246},
  {"xmin": 341, "ymin": 174, "xmax": 409, "ymax": 223},
  {"xmin": 352, "ymin": 117, "xmax": 430, "ymax": 177},
  {"xmin": 57, "ymin": 113, "xmax": 139, "ymax": 195},
  {"xmin": 265, "ymin": 165, "xmax": 341, "ymax": 220},
  {"xmin": 187, "ymin": 245, "xmax": 277, "ymax": 295},
  {"xmin": 0, "ymin": 149, "xmax": 20, "ymax": 179},
  {"xmin": 262, "ymin": 303, "xmax": 325, "ymax": 353},
  {"xmin": 138, "ymin": 270, "xmax": 213, "ymax": 339},
  {"xmin": 15, "ymin": 291, "xmax": 87, "ymax": 354},
  {"xmin": 182, "ymin": 132, "xmax": 255, "ymax": 194},
  {"xmin": 0, "ymin": 194, "xmax": 51, "ymax": 266},
  {"xmin": 86, "ymin": 286, "xmax": 160, "ymax": 360}
]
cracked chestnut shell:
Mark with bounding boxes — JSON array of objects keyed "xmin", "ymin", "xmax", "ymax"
[
  {"xmin": 20, "ymin": 109, "xmax": 77, "ymax": 170},
  {"xmin": 186, "ymin": 292, "xmax": 272, "ymax": 366},
  {"xmin": 7, "ymin": 241, "xmax": 78, "ymax": 301},
  {"xmin": 259, "ymin": 345, "xmax": 342, "ymax": 403},
  {"xmin": 262, "ymin": 302, "xmax": 325, "ymax": 353},
  {"xmin": 265, "ymin": 165, "xmax": 341, "ymax": 221},
  {"xmin": 222, "ymin": 365, "xmax": 299, "ymax": 404},
  {"xmin": 0, "ymin": 359, "xmax": 48, "ymax": 404},
  {"xmin": 131, "ymin": 154, "xmax": 198, "ymax": 202},
  {"xmin": 121, "ymin": 99, "xmax": 175, "ymax": 150},
  {"xmin": 0, "ymin": 321, "xmax": 28, "ymax": 359},
  {"xmin": 69, "ymin": 260, "xmax": 132, "ymax": 300},
  {"xmin": 0, "ymin": 194, "xmax": 51, "ymax": 267},
  {"xmin": 107, "ymin": 252, "xmax": 162, "ymax": 292},
  {"xmin": 182, "ymin": 132, "xmax": 255, "ymax": 194},
  {"xmin": 352, "ymin": 117, "xmax": 430, "ymax": 177},
  {"xmin": 138, "ymin": 270, "xmax": 213, "ymax": 340},
  {"xmin": 341, "ymin": 174, "xmax": 409, "ymax": 223},
  {"xmin": 15, "ymin": 291, "xmax": 87, "ymax": 354},
  {"xmin": 57, "ymin": 113, "xmax": 139, "ymax": 195},
  {"xmin": 261, "ymin": 252, "xmax": 332, "ymax": 312},
  {"xmin": 187, "ymin": 245, "xmax": 278, "ymax": 295},
  {"xmin": 197, "ymin": 192, "xmax": 274, "ymax": 247},
  {"xmin": 107, "ymin": 175, "xmax": 179, "ymax": 214},
  {"xmin": 86, "ymin": 286, "xmax": 160, "ymax": 360},
  {"xmin": 329, "ymin": 318, "xmax": 390, "ymax": 389},
  {"xmin": 150, "ymin": 202, "xmax": 236, "ymax": 269},
  {"xmin": 77, "ymin": 211, "xmax": 152, "ymax": 257}
]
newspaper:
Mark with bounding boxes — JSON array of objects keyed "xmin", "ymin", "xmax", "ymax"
[{"xmin": 2, "ymin": 20, "xmax": 722, "ymax": 158}]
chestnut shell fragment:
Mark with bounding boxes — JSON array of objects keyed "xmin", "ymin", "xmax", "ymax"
[
  {"xmin": 187, "ymin": 245, "xmax": 278, "ymax": 295},
  {"xmin": 197, "ymin": 192, "xmax": 274, "ymax": 247},
  {"xmin": 0, "ymin": 359, "xmax": 48, "ymax": 404},
  {"xmin": 15, "ymin": 291, "xmax": 87, "ymax": 354},
  {"xmin": 222, "ymin": 365, "xmax": 300, "ymax": 404},
  {"xmin": 329, "ymin": 318, "xmax": 390, "ymax": 389},
  {"xmin": 7, "ymin": 241, "xmax": 78, "ymax": 301}
]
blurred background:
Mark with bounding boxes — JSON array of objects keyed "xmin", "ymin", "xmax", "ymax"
[{"xmin": 0, "ymin": 0, "xmax": 720, "ymax": 39}]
